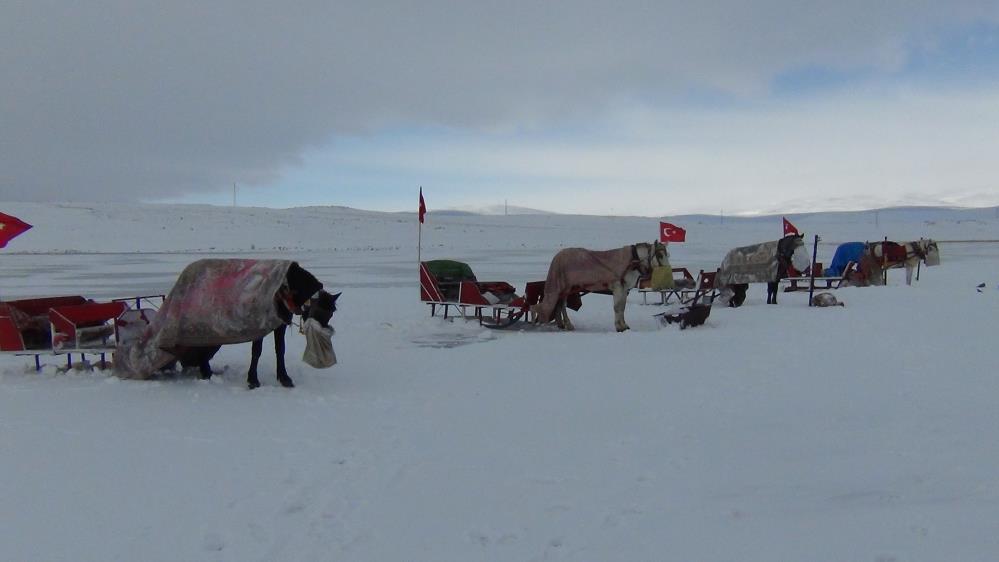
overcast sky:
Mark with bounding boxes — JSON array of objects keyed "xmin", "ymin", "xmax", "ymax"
[{"xmin": 2, "ymin": 1, "xmax": 998, "ymax": 215}]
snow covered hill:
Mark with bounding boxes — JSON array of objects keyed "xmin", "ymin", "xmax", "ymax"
[
  {"xmin": 1, "ymin": 202, "xmax": 998, "ymax": 561},
  {"xmin": 2, "ymin": 201, "xmax": 997, "ymax": 255}
]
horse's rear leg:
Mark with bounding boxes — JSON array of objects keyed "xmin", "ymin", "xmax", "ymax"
[
  {"xmin": 554, "ymin": 300, "xmax": 574, "ymax": 331},
  {"xmin": 767, "ymin": 282, "xmax": 778, "ymax": 304},
  {"xmin": 561, "ymin": 305, "xmax": 575, "ymax": 331},
  {"xmin": 247, "ymin": 338, "xmax": 263, "ymax": 389},
  {"xmin": 553, "ymin": 300, "xmax": 564, "ymax": 329},
  {"xmin": 274, "ymin": 324, "xmax": 294, "ymax": 388},
  {"xmin": 198, "ymin": 357, "xmax": 212, "ymax": 380}
]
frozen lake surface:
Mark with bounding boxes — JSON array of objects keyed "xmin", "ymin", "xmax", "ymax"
[{"xmin": 1, "ymin": 202, "xmax": 998, "ymax": 561}]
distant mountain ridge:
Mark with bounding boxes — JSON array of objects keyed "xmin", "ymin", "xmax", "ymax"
[
  {"xmin": 439, "ymin": 204, "xmax": 556, "ymax": 216},
  {"xmin": 746, "ymin": 191, "xmax": 999, "ymax": 216}
]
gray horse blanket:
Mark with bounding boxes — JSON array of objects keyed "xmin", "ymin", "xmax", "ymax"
[
  {"xmin": 716, "ymin": 240, "xmax": 781, "ymax": 286},
  {"xmin": 536, "ymin": 246, "xmax": 633, "ymax": 323},
  {"xmin": 115, "ymin": 259, "xmax": 296, "ymax": 379}
]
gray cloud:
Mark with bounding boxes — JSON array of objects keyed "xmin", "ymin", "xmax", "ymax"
[{"xmin": 2, "ymin": 0, "xmax": 996, "ymax": 201}]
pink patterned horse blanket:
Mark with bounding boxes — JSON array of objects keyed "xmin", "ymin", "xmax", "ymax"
[{"xmin": 115, "ymin": 259, "xmax": 296, "ymax": 379}]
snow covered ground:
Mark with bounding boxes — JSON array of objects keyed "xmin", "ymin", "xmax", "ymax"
[{"xmin": 1, "ymin": 202, "xmax": 998, "ymax": 561}]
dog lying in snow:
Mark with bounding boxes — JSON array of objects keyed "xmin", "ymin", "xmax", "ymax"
[{"xmin": 811, "ymin": 292, "xmax": 844, "ymax": 307}]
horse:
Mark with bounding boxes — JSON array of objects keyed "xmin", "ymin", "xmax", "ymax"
[
  {"xmin": 181, "ymin": 263, "xmax": 338, "ymax": 389},
  {"xmin": 534, "ymin": 241, "xmax": 668, "ymax": 332},
  {"xmin": 115, "ymin": 259, "xmax": 339, "ymax": 389},
  {"xmin": 717, "ymin": 234, "xmax": 811, "ymax": 307},
  {"xmin": 867, "ymin": 239, "xmax": 939, "ymax": 286}
]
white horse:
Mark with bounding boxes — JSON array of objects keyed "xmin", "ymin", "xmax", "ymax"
[
  {"xmin": 535, "ymin": 241, "xmax": 668, "ymax": 332},
  {"xmin": 869, "ymin": 239, "xmax": 940, "ymax": 285}
]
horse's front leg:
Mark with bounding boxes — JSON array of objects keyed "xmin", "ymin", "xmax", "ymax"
[
  {"xmin": 612, "ymin": 283, "xmax": 629, "ymax": 332},
  {"xmin": 247, "ymin": 338, "xmax": 263, "ymax": 389},
  {"xmin": 274, "ymin": 324, "xmax": 294, "ymax": 388}
]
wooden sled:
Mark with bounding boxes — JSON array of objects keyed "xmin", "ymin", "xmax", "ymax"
[{"xmin": 654, "ymin": 283, "xmax": 713, "ymax": 330}]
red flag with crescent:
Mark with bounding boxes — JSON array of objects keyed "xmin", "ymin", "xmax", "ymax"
[
  {"xmin": 419, "ymin": 188, "xmax": 427, "ymax": 224},
  {"xmin": 0, "ymin": 212, "xmax": 32, "ymax": 248},
  {"xmin": 660, "ymin": 221, "xmax": 686, "ymax": 243}
]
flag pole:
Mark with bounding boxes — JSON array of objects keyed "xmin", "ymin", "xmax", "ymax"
[
  {"xmin": 808, "ymin": 234, "xmax": 820, "ymax": 307},
  {"xmin": 417, "ymin": 186, "xmax": 423, "ymax": 268}
]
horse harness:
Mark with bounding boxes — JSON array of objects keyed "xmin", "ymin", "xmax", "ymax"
[
  {"xmin": 629, "ymin": 243, "xmax": 656, "ymax": 279},
  {"xmin": 874, "ymin": 241, "xmax": 928, "ymax": 264},
  {"xmin": 906, "ymin": 241, "xmax": 927, "ymax": 261},
  {"xmin": 276, "ymin": 285, "xmax": 300, "ymax": 321}
]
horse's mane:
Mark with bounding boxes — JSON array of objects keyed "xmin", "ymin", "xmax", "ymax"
[{"xmin": 286, "ymin": 262, "xmax": 324, "ymax": 308}]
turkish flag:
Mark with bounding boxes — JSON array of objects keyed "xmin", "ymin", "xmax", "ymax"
[
  {"xmin": 660, "ymin": 221, "xmax": 686, "ymax": 242},
  {"xmin": 419, "ymin": 187, "xmax": 427, "ymax": 224},
  {"xmin": 782, "ymin": 217, "xmax": 800, "ymax": 236},
  {"xmin": 0, "ymin": 212, "xmax": 32, "ymax": 248}
]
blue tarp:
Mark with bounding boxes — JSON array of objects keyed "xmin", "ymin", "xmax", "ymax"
[{"xmin": 824, "ymin": 242, "xmax": 866, "ymax": 277}]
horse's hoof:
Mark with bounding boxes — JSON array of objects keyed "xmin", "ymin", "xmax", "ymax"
[
  {"xmin": 278, "ymin": 376, "xmax": 295, "ymax": 388},
  {"xmin": 247, "ymin": 379, "xmax": 260, "ymax": 390}
]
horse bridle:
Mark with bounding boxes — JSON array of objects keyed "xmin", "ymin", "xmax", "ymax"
[
  {"xmin": 907, "ymin": 241, "xmax": 929, "ymax": 261},
  {"xmin": 630, "ymin": 242, "xmax": 662, "ymax": 277}
]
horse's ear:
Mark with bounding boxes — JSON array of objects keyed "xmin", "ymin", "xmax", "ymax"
[{"xmin": 331, "ymin": 292, "xmax": 342, "ymax": 303}]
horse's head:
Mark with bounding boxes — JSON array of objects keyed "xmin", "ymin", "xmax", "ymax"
[
  {"xmin": 633, "ymin": 241, "xmax": 669, "ymax": 276},
  {"xmin": 778, "ymin": 234, "xmax": 811, "ymax": 272},
  {"xmin": 303, "ymin": 290, "xmax": 340, "ymax": 328},
  {"xmin": 917, "ymin": 239, "xmax": 941, "ymax": 266},
  {"xmin": 652, "ymin": 240, "xmax": 669, "ymax": 267}
]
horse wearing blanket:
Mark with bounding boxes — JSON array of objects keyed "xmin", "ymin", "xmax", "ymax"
[
  {"xmin": 717, "ymin": 234, "xmax": 810, "ymax": 306},
  {"xmin": 115, "ymin": 259, "xmax": 339, "ymax": 389},
  {"xmin": 867, "ymin": 239, "xmax": 939, "ymax": 286},
  {"xmin": 535, "ymin": 242, "xmax": 668, "ymax": 331}
]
